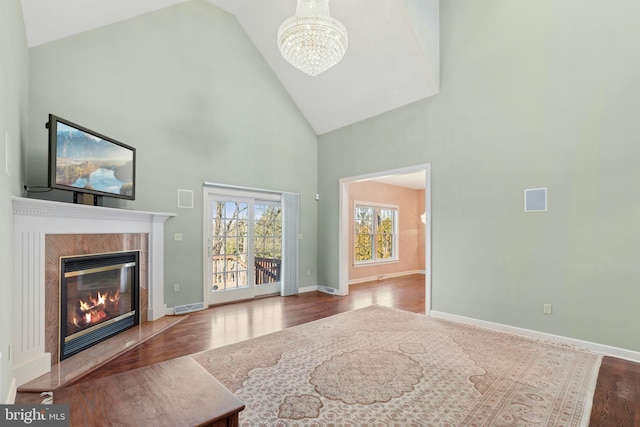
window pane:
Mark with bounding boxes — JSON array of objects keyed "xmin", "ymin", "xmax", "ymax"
[
  {"xmin": 376, "ymin": 233, "xmax": 394, "ymax": 259},
  {"xmin": 376, "ymin": 208, "xmax": 394, "ymax": 260},
  {"xmin": 225, "ymin": 271, "xmax": 237, "ymax": 289},
  {"xmin": 274, "ymin": 239, "xmax": 282, "ymax": 257},
  {"xmin": 355, "ymin": 234, "xmax": 373, "ymax": 261},
  {"xmin": 224, "ymin": 202, "xmax": 248, "ymax": 219},
  {"xmin": 256, "ymin": 236, "xmax": 266, "ymax": 253},
  {"xmin": 237, "ymin": 270, "xmax": 248, "ymax": 287},
  {"xmin": 237, "ymin": 220, "xmax": 247, "ymax": 236},
  {"xmin": 210, "ymin": 238, "xmax": 224, "ymax": 256},
  {"xmin": 212, "ymin": 273, "xmax": 224, "ymax": 291},
  {"xmin": 355, "ymin": 207, "xmax": 373, "ymax": 230},
  {"xmin": 255, "ymin": 257, "xmax": 281, "ymax": 285},
  {"xmin": 377, "ymin": 209, "xmax": 394, "ymax": 230},
  {"xmin": 225, "ymin": 237, "xmax": 238, "ymax": 255},
  {"xmin": 223, "ymin": 202, "xmax": 236, "ymax": 218}
]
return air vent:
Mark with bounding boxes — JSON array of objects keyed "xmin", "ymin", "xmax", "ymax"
[{"xmin": 174, "ymin": 302, "xmax": 205, "ymax": 315}]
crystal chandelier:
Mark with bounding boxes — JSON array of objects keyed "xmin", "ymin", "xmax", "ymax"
[{"xmin": 277, "ymin": 0, "xmax": 348, "ymax": 77}]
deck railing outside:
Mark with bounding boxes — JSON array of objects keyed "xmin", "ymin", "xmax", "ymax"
[
  {"xmin": 254, "ymin": 257, "xmax": 281, "ymax": 284},
  {"xmin": 211, "ymin": 255, "xmax": 281, "ymax": 290}
]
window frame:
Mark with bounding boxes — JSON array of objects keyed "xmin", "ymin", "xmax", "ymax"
[{"xmin": 353, "ymin": 201, "xmax": 399, "ymax": 266}]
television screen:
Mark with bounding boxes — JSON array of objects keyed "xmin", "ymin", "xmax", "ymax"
[{"xmin": 48, "ymin": 114, "xmax": 135, "ymax": 201}]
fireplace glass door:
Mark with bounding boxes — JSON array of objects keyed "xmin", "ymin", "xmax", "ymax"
[{"xmin": 60, "ymin": 251, "xmax": 140, "ymax": 360}]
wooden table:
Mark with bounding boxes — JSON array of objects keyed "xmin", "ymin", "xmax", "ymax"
[{"xmin": 54, "ymin": 356, "xmax": 244, "ymax": 426}]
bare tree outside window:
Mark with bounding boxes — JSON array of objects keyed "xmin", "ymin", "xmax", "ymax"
[
  {"xmin": 354, "ymin": 205, "xmax": 397, "ymax": 263},
  {"xmin": 211, "ymin": 201, "xmax": 249, "ymax": 291}
]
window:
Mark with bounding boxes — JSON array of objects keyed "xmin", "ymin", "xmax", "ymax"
[{"xmin": 354, "ymin": 204, "xmax": 398, "ymax": 264}]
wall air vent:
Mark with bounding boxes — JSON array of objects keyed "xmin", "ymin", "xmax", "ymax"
[{"xmin": 174, "ymin": 302, "xmax": 205, "ymax": 315}]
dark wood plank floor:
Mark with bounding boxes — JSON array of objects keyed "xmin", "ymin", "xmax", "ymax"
[
  {"xmin": 73, "ymin": 273, "xmax": 426, "ymax": 382},
  {"xmin": 16, "ymin": 274, "xmax": 639, "ymax": 426},
  {"xmin": 590, "ymin": 355, "xmax": 640, "ymax": 427}
]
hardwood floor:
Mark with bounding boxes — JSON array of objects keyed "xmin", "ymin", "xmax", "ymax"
[
  {"xmin": 76, "ymin": 273, "xmax": 426, "ymax": 381},
  {"xmin": 590, "ymin": 356, "xmax": 640, "ymax": 427},
  {"xmin": 16, "ymin": 274, "xmax": 639, "ymax": 426}
]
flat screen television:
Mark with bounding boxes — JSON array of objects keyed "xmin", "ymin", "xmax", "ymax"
[{"xmin": 47, "ymin": 114, "xmax": 135, "ymax": 204}]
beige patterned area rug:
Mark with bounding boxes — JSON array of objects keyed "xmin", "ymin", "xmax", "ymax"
[{"xmin": 191, "ymin": 305, "xmax": 601, "ymax": 426}]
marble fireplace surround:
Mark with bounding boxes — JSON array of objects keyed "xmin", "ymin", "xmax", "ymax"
[
  {"xmin": 12, "ymin": 197, "xmax": 175, "ymax": 387},
  {"xmin": 45, "ymin": 234, "xmax": 148, "ymax": 365}
]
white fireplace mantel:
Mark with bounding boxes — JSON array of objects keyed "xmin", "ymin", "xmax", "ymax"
[{"xmin": 12, "ymin": 196, "xmax": 175, "ymax": 386}]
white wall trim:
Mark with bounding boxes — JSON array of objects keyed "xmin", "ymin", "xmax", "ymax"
[
  {"xmin": 203, "ymin": 181, "xmax": 282, "ymax": 196},
  {"xmin": 431, "ymin": 310, "xmax": 640, "ymax": 363},
  {"xmin": 318, "ymin": 286, "xmax": 343, "ymax": 296},
  {"xmin": 297, "ymin": 285, "xmax": 347, "ymax": 296},
  {"xmin": 5, "ymin": 377, "xmax": 16, "ymax": 404},
  {"xmin": 349, "ymin": 270, "xmax": 424, "ymax": 285}
]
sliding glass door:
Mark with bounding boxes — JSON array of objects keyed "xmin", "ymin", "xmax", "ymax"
[{"xmin": 204, "ymin": 189, "xmax": 282, "ymax": 305}]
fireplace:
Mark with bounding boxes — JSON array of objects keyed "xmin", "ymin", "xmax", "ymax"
[
  {"xmin": 13, "ymin": 197, "xmax": 174, "ymax": 386},
  {"xmin": 59, "ymin": 251, "xmax": 140, "ymax": 360}
]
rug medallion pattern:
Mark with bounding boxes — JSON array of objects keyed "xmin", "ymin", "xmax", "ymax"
[{"xmin": 191, "ymin": 306, "xmax": 601, "ymax": 426}]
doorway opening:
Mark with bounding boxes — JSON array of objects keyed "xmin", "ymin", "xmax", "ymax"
[{"xmin": 339, "ymin": 164, "xmax": 431, "ymax": 314}]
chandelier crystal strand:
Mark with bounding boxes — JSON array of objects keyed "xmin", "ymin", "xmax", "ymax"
[{"xmin": 278, "ymin": 0, "xmax": 348, "ymax": 77}]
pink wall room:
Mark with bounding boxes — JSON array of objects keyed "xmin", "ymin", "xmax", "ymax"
[{"xmin": 348, "ymin": 180, "xmax": 426, "ymax": 283}]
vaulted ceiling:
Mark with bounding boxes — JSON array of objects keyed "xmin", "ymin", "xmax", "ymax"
[{"xmin": 20, "ymin": 0, "xmax": 439, "ymax": 136}]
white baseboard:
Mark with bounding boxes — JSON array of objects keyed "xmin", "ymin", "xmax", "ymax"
[
  {"xmin": 349, "ymin": 270, "xmax": 424, "ymax": 285},
  {"xmin": 318, "ymin": 286, "xmax": 339, "ymax": 295},
  {"xmin": 297, "ymin": 285, "xmax": 347, "ymax": 296},
  {"xmin": 430, "ymin": 310, "xmax": 640, "ymax": 363},
  {"xmin": 6, "ymin": 377, "xmax": 16, "ymax": 404},
  {"xmin": 316, "ymin": 286, "xmax": 348, "ymax": 296},
  {"xmin": 148, "ymin": 303, "xmax": 168, "ymax": 321},
  {"xmin": 13, "ymin": 353, "xmax": 51, "ymax": 388}
]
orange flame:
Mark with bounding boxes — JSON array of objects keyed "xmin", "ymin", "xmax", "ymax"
[{"xmin": 71, "ymin": 290, "xmax": 121, "ymax": 329}]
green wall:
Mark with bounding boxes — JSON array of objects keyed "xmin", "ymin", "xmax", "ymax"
[
  {"xmin": 0, "ymin": 0, "xmax": 28, "ymax": 402},
  {"xmin": 319, "ymin": 0, "xmax": 640, "ymax": 352},
  {"xmin": 14, "ymin": 0, "xmax": 640, "ymax": 378},
  {"xmin": 26, "ymin": 0, "xmax": 318, "ymax": 308}
]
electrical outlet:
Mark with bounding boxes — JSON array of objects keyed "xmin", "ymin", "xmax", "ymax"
[
  {"xmin": 174, "ymin": 283, "xmax": 180, "ymax": 292},
  {"xmin": 543, "ymin": 303, "xmax": 552, "ymax": 315},
  {"xmin": 174, "ymin": 233, "xmax": 183, "ymax": 241},
  {"xmin": 306, "ymin": 269, "xmax": 311, "ymax": 276}
]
